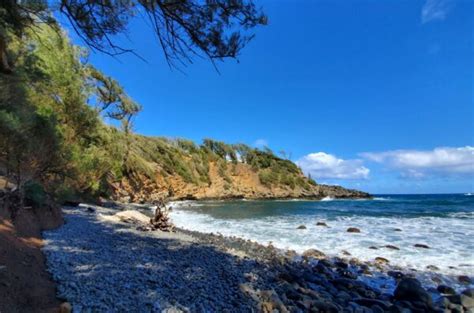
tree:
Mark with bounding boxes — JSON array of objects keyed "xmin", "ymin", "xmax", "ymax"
[
  {"xmin": 0, "ymin": 0, "xmax": 267, "ymax": 73},
  {"xmin": 88, "ymin": 66, "xmax": 141, "ymax": 124}
]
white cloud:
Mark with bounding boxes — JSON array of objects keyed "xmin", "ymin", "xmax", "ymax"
[
  {"xmin": 421, "ymin": 0, "xmax": 452, "ymax": 24},
  {"xmin": 362, "ymin": 146, "xmax": 474, "ymax": 178},
  {"xmin": 296, "ymin": 152, "xmax": 370, "ymax": 180},
  {"xmin": 253, "ymin": 139, "xmax": 268, "ymax": 148}
]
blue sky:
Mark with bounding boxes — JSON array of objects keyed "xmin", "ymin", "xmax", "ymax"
[{"xmin": 68, "ymin": 0, "xmax": 473, "ymax": 194}]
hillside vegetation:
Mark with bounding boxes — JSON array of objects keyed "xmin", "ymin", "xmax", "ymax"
[{"xmin": 0, "ymin": 24, "xmax": 368, "ymax": 207}]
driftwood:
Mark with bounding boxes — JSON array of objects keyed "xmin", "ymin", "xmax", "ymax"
[{"xmin": 149, "ymin": 200, "xmax": 174, "ymax": 232}]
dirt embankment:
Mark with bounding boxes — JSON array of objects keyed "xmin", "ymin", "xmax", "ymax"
[{"xmin": 0, "ymin": 196, "xmax": 63, "ymax": 313}]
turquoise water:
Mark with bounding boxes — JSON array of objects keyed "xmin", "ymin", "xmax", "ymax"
[{"xmin": 170, "ymin": 194, "xmax": 474, "ymax": 278}]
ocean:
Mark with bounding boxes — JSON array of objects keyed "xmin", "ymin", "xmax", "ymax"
[{"xmin": 169, "ymin": 194, "xmax": 474, "ymax": 280}]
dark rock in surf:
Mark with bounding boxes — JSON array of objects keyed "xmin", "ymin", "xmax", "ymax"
[
  {"xmin": 459, "ymin": 275, "xmax": 472, "ymax": 284},
  {"xmin": 426, "ymin": 265, "xmax": 440, "ymax": 271},
  {"xmin": 316, "ymin": 222, "xmax": 328, "ymax": 227},
  {"xmin": 347, "ymin": 227, "xmax": 361, "ymax": 233},
  {"xmin": 414, "ymin": 243, "xmax": 430, "ymax": 249},
  {"xmin": 385, "ymin": 245, "xmax": 400, "ymax": 250},
  {"xmin": 297, "ymin": 225, "xmax": 307, "ymax": 230}
]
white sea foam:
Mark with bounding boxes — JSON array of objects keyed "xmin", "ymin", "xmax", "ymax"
[
  {"xmin": 321, "ymin": 196, "xmax": 334, "ymax": 201},
  {"xmin": 170, "ymin": 209, "xmax": 474, "ymax": 283}
]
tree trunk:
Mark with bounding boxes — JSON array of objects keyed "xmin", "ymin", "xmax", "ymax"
[{"xmin": 0, "ymin": 34, "xmax": 13, "ymax": 74}]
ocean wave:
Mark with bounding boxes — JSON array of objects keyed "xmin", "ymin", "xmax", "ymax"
[
  {"xmin": 448, "ymin": 211, "xmax": 474, "ymax": 219},
  {"xmin": 168, "ymin": 200, "xmax": 204, "ymax": 208},
  {"xmin": 321, "ymin": 196, "xmax": 334, "ymax": 201},
  {"xmin": 170, "ymin": 208, "xmax": 474, "ymax": 279}
]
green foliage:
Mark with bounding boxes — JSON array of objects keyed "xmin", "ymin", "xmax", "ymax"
[
  {"xmin": 258, "ymin": 170, "xmax": 278, "ymax": 187},
  {"xmin": 24, "ymin": 181, "xmax": 47, "ymax": 207},
  {"xmin": 0, "ymin": 24, "xmax": 136, "ymax": 202},
  {"xmin": 218, "ymin": 161, "xmax": 232, "ymax": 184},
  {"xmin": 0, "ymin": 21, "xmax": 315, "ymax": 206}
]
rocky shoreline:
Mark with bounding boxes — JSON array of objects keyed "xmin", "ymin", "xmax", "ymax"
[{"xmin": 43, "ymin": 204, "xmax": 473, "ymax": 312}]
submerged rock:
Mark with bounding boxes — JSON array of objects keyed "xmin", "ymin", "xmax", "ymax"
[
  {"xmin": 297, "ymin": 225, "xmax": 307, "ymax": 230},
  {"xmin": 385, "ymin": 245, "xmax": 400, "ymax": 250},
  {"xmin": 316, "ymin": 222, "xmax": 328, "ymax": 227},
  {"xmin": 414, "ymin": 244, "xmax": 430, "ymax": 249}
]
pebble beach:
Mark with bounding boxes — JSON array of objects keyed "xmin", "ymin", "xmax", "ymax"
[{"xmin": 43, "ymin": 204, "xmax": 474, "ymax": 312}]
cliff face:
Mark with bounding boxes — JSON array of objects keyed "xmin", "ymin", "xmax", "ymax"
[{"xmin": 111, "ymin": 161, "xmax": 370, "ymax": 203}]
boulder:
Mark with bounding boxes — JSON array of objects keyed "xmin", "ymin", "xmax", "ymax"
[
  {"xmin": 446, "ymin": 294, "xmax": 474, "ymax": 309},
  {"xmin": 385, "ymin": 245, "xmax": 400, "ymax": 250},
  {"xmin": 310, "ymin": 300, "xmax": 340, "ymax": 313},
  {"xmin": 461, "ymin": 294, "xmax": 474, "ymax": 308},
  {"xmin": 302, "ymin": 248, "xmax": 326, "ymax": 259},
  {"xmin": 463, "ymin": 289, "xmax": 474, "ymax": 298},
  {"xmin": 388, "ymin": 271, "xmax": 404, "ymax": 279},
  {"xmin": 347, "ymin": 227, "xmax": 361, "ymax": 233},
  {"xmin": 316, "ymin": 222, "xmax": 328, "ymax": 227},
  {"xmin": 437, "ymin": 285, "xmax": 456, "ymax": 295},
  {"xmin": 426, "ymin": 265, "xmax": 440, "ymax": 271},
  {"xmin": 297, "ymin": 225, "xmax": 307, "ymax": 230},
  {"xmin": 414, "ymin": 244, "xmax": 430, "ymax": 249},
  {"xmin": 459, "ymin": 275, "xmax": 472, "ymax": 284},
  {"xmin": 394, "ymin": 278, "xmax": 433, "ymax": 308},
  {"xmin": 59, "ymin": 302, "xmax": 72, "ymax": 313},
  {"xmin": 354, "ymin": 298, "xmax": 390, "ymax": 310},
  {"xmin": 375, "ymin": 257, "xmax": 389, "ymax": 265}
]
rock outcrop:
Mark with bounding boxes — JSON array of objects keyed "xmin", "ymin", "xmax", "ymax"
[{"xmin": 110, "ymin": 162, "xmax": 370, "ymax": 203}]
